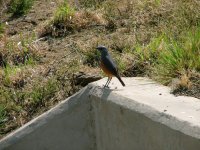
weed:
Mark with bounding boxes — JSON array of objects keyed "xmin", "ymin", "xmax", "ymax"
[
  {"xmin": 38, "ymin": 2, "xmax": 105, "ymax": 37},
  {"xmin": 0, "ymin": 87, "xmax": 22, "ymax": 113},
  {"xmin": 8, "ymin": 0, "xmax": 34, "ymax": 16},
  {"xmin": 0, "ymin": 23, "xmax": 5, "ymax": 35},
  {"xmin": 135, "ymin": 35, "xmax": 166, "ymax": 65},
  {"xmin": 0, "ymin": 77, "xmax": 59, "ymax": 136},
  {"xmin": 2, "ymin": 65, "xmax": 16, "ymax": 86},
  {"xmin": 0, "ymin": 33, "xmax": 40, "ymax": 67},
  {"xmin": 53, "ymin": 1, "xmax": 75, "ymax": 25},
  {"xmin": 152, "ymin": 29, "xmax": 200, "ymax": 85},
  {"xmin": 115, "ymin": 56, "xmax": 126, "ymax": 73},
  {"xmin": 110, "ymin": 35, "xmax": 135, "ymax": 53},
  {"xmin": 154, "ymin": 0, "xmax": 161, "ymax": 6},
  {"xmin": 78, "ymin": 0, "xmax": 105, "ymax": 8},
  {"xmin": 84, "ymin": 49, "xmax": 100, "ymax": 67},
  {"xmin": 0, "ymin": 105, "xmax": 7, "ymax": 126},
  {"xmin": 0, "ymin": 23, "xmax": 5, "ymax": 41},
  {"xmin": 102, "ymin": 1, "xmax": 118, "ymax": 31},
  {"xmin": 125, "ymin": 25, "xmax": 200, "ymax": 91},
  {"xmin": 38, "ymin": 1, "xmax": 75, "ymax": 37},
  {"xmin": 29, "ymin": 79, "xmax": 58, "ymax": 107}
]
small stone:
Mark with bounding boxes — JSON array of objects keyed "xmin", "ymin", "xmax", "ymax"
[{"xmin": 74, "ymin": 72, "xmax": 102, "ymax": 86}]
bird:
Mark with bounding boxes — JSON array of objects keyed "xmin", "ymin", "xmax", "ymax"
[{"xmin": 96, "ymin": 45, "xmax": 125, "ymax": 88}]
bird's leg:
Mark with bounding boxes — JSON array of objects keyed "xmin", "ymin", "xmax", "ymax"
[
  {"xmin": 104, "ymin": 77, "xmax": 110, "ymax": 88},
  {"xmin": 104, "ymin": 77, "xmax": 112, "ymax": 88},
  {"xmin": 107, "ymin": 77, "xmax": 112, "ymax": 87}
]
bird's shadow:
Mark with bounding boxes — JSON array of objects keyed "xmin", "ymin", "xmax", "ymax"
[{"xmin": 91, "ymin": 84, "xmax": 124, "ymax": 101}]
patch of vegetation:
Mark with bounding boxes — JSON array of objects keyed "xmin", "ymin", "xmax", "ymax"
[
  {"xmin": 0, "ymin": 33, "xmax": 41, "ymax": 100},
  {"xmin": 53, "ymin": 1, "xmax": 75, "ymax": 25},
  {"xmin": 28, "ymin": 79, "xmax": 59, "ymax": 108},
  {"xmin": 0, "ymin": 56, "xmax": 83, "ymax": 138},
  {"xmin": 38, "ymin": 1, "xmax": 75, "ymax": 37},
  {"xmin": 152, "ymin": 31, "xmax": 200, "ymax": 85},
  {"xmin": 130, "ymin": 27, "xmax": 200, "ymax": 98},
  {"xmin": 38, "ymin": 1, "xmax": 105, "ymax": 37},
  {"xmin": 0, "ymin": 106, "xmax": 7, "ymax": 127},
  {"xmin": 0, "ymin": 23, "xmax": 5, "ymax": 35},
  {"xmin": 8, "ymin": 0, "xmax": 35, "ymax": 16},
  {"xmin": 0, "ymin": 77, "xmax": 59, "ymax": 136},
  {"xmin": 78, "ymin": 0, "xmax": 105, "ymax": 8},
  {"xmin": 84, "ymin": 48, "xmax": 100, "ymax": 67},
  {"xmin": 0, "ymin": 34, "xmax": 40, "ymax": 68}
]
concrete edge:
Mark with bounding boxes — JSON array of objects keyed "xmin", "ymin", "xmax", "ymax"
[
  {"xmin": 1, "ymin": 77, "xmax": 200, "ymax": 149},
  {"xmin": 89, "ymin": 85, "xmax": 200, "ymax": 140},
  {"xmin": 0, "ymin": 86, "xmax": 90, "ymax": 149}
]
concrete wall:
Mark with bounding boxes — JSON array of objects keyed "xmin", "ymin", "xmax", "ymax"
[
  {"xmin": 92, "ymin": 92, "xmax": 200, "ymax": 150},
  {"xmin": 0, "ymin": 87, "xmax": 95, "ymax": 150},
  {"xmin": 90, "ymin": 78, "xmax": 200, "ymax": 150},
  {"xmin": 1, "ymin": 77, "xmax": 200, "ymax": 150}
]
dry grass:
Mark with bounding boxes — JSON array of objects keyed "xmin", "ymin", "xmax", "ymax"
[
  {"xmin": 38, "ymin": 1, "xmax": 106, "ymax": 37},
  {"xmin": 0, "ymin": 59, "xmax": 82, "ymax": 138},
  {"xmin": 0, "ymin": 34, "xmax": 40, "ymax": 67},
  {"xmin": 75, "ymin": 0, "xmax": 200, "ymax": 97}
]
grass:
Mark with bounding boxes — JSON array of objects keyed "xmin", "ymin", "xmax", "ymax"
[
  {"xmin": 0, "ymin": 31, "xmax": 42, "ymax": 136},
  {"xmin": 53, "ymin": 1, "xmax": 75, "ymax": 25},
  {"xmin": 132, "ymin": 27, "xmax": 200, "ymax": 94},
  {"xmin": 0, "ymin": 55, "xmax": 82, "ymax": 137},
  {"xmin": 83, "ymin": 47, "xmax": 100, "ymax": 67},
  {"xmin": 38, "ymin": 1, "xmax": 106, "ymax": 37},
  {"xmin": 0, "ymin": 33, "xmax": 41, "ymax": 100},
  {"xmin": 74, "ymin": 0, "xmax": 200, "ymax": 94},
  {"xmin": 78, "ymin": 0, "xmax": 105, "ymax": 8},
  {"xmin": 29, "ymin": 79, "xmax": 58, "ymax": 107},
  {"xmin": 0, "ymin": 106, "xmax": 7, "ymax": 125},
  {"xmin": 154, "ymin": 36, "xmax": 200, "ymax": 84},
  {"xmin": 8, "ymin": 0, "xmax": 35, "ymax": 16},
  {"xmin": 0, "ymin": 77, "xmax": 59, "ymax": 136},
  {"xmin": 46, "ymin": 0, "xmax": 200, "ymax": 94},
  {"xmin": 0, "ymin": 23, "xmax": 5, "ymax": 40},
  {"xmin": 37, "ymin": 1, "xmax": 76, "ymax": 37},
  {"xmin": 0, "ymin": 23, "xmax": 4, "ymax": 34},
  {"xmin": 0, "ymin": 33, "xmax": 40, "ymax": 68}
]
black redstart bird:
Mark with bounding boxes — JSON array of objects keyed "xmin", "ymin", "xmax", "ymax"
[{"xmin": 96, "ymin": 45, "xmax": 125, "ymax": 87}]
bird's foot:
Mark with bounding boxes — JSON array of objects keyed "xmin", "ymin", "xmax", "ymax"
[{"xmin": 103, "ymin": 85, "xmax": 110, "ymax": 89}]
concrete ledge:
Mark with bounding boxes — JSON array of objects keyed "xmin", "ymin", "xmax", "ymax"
[
  {"xmin": 0, "ymin": 87, "xmax": 95, "ymax": 150},
  {"xmin": 91, "ymin": 77, "xmax": 200, "ymax": 150},
  {"xmin": 0, "ymin": 77, "xmax": 200, "ymax": 150}
]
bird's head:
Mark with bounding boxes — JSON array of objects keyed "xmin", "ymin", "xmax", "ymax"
[{"xmin": 96, "ymin": 45, "xmax": 108, "ymax": 55}]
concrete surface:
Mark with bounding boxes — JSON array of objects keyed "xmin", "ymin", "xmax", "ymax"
[
  {"xmin": 0, "ymin": 87, "xmax": 95, "ymax": 150},
  {"xmin": 91, "ymin": 77, "xmax": 200, "ymax": 150},
  {"xmin": 0, "ymin": 77, "xmax": 200, "ymax": 150}
]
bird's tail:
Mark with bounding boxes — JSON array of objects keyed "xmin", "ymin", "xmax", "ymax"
[{"xmin": 116, "ymin": 75, "xmax": 125, "ymax": 86}]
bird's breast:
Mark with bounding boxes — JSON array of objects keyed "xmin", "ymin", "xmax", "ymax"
[{"xmin": 100, "ymin": 61, "xmax": 114, "ymax": 77}]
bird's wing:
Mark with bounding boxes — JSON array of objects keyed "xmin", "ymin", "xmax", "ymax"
[{"xmin": 102, "ymin": 55, "xmax": 118, "ymax": 76}]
